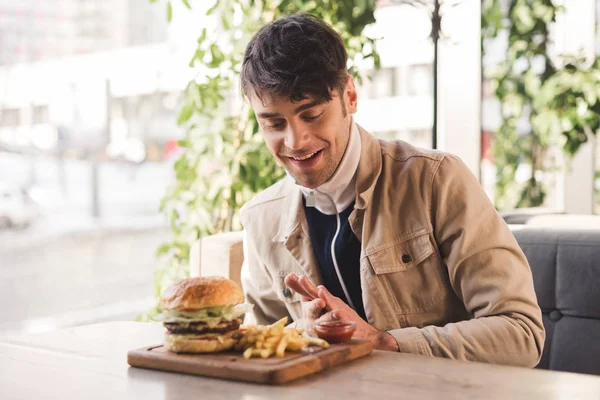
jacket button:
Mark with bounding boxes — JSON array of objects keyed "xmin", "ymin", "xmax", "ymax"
[
  {"xmin": 401, "ymin": 254, "xmax": 412, "ymax": 263},
  {"xmin": 549, "ymin": 310, "xmax": 562, "ymax": 322},
  {"xmin": 282, "ymin": 287, "xmax": 292, "ymax": 298}
]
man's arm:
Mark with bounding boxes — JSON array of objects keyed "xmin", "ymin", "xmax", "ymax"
[{"xmin": 387, "ymin": 155, "xmax": 545, "ymax": 367}]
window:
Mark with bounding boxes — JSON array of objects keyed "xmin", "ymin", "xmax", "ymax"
[
  {"xmin": 0, "ymin": 108, "xmax": 19, "ymax": 127},
  {"xmin": 32, "ymin": 105, "xmax": 49, "ymax": 124}
]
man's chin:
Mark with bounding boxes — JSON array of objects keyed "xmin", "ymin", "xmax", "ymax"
[
  {"xmin": 286, "ymin": 171, "xmax": 324, "ymax": 188},
  {"xmin": 282, "ymin": 156, "xmax": 335, "ymax": 188}
]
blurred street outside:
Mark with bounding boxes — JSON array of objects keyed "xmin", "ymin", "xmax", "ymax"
[{"xmin": 0, "ymin": 151, "xmax": 172, "ymax": 337}]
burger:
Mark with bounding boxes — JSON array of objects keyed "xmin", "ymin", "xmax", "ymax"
[{"xmin": 159, "ymin": 276, "xmax": 253, "ymax": 353}]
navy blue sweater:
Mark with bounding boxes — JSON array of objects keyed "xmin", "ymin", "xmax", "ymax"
[{"xmin": 303, "ymin": 199, "xmax": 367, "ymax": 321}]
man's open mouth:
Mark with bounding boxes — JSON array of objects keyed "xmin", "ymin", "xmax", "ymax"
[{"xmin": 290, "ymin": 149, "xmax": 322, "ymax": 161}]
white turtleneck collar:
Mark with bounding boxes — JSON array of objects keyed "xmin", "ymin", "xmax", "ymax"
[{"xmin": 291, "ymin": 119, "xmax": 361, "ymax": 215}]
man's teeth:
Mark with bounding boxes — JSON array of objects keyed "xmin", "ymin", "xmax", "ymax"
[{"xmin": 293, "ymin": 151, "xmax": 318, "ymax": 161}]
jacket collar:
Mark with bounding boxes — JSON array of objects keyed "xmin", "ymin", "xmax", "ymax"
[
  {"xmin": 354, "ymin": 125, "xmax": 383, "ymax": 210},
  {"xmin": 272, "ymin": 125, "xmax": 382, "ymax": 243}
]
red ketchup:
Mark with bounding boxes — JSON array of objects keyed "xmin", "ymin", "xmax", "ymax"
[{"xmin": 313, "ymin": 321, "xmax": 357, "ymax": 344}]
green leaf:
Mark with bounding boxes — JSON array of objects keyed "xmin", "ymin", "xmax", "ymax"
[
  {"xmin": 583, "ymin": 83, "xmax": 598, "ymax": 105},
  {"xmin": 174, "ymin": 155, "xmax": 188, "ymax": 172},
  {"xmin": 182, "ymin": 0, "xmax": 191, "ymax": 9},
  {"xmin": 208, "ymin": 44, "xmax": 225, "ymax": 68},
  {"xmin": 197, "ymin": 28, "xmax": 207, "ymax": 45},
  {"xmin": 512, "ymin": 4, "xmax": 535, "ymax": 33},
  {"xmin": 177, "ymin": 103, "xmax": 195, "ymax": 125},
  {"xmin": 167, "ymin": 1, "xmax": 173, "ymax": 22},
  {"xmin": 207, "ymin": 1, "xmax": 218, "ymax": 15},
  {"xmin": 221, "ymin": 14, "xmax": 231, "ymax": 30},
  {"xmin": 156, "ymin": 243, "xmax": 172, "ymax": 257}
]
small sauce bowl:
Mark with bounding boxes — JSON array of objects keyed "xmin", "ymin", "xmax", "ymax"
[{"xmin": 313, "ymin": 320, "xmax": 357, "ymax": 344}]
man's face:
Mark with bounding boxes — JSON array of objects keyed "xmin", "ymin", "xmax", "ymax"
[{"xmin": 250, "ymin": 77, "xmax": 358, "ymax": 188}]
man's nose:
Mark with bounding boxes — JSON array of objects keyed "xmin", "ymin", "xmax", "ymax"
[{"xmin": 284, "ymin": 126, "xmax": 311, "ymax": 150}]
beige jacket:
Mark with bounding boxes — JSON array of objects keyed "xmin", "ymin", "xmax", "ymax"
[{"xmin": 239, "ymin": 127, "xmax": 545, "ymax": 367}]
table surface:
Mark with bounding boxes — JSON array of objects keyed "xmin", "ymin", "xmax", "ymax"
[{"xmin": 1, "ymin": 321, "xmax": 599, "ymax": 400}]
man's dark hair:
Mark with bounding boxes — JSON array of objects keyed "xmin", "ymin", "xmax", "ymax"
[{"xmin": 241, "ymin": 13, "xmax": 348, "ymax": 104}]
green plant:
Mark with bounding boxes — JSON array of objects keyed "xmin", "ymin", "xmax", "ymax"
[
  {"xmin": 482, "ymin": 0, "xmax": 600, "ymax": 210},
  {"xmin": 139, "ymin": 0, "xmax": 380, "ymax": 321}
]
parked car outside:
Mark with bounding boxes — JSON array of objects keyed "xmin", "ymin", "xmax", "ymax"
[{"xmin": 0, "ymin": 183, "xmax": 40, "ymax": 229}]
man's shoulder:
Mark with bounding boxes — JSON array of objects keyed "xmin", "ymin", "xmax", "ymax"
[
  {"xmin": 378, "ymin": 138, "xmax": 446, "ymax": 163},
  {"xmin": 239, "ymin": 177, "xmax": 293, "ymax": 224},
  {"xmin": 378, "ymin": 138, "xmax": 454, "ymax": 173},
  {"xmin": 377, "ymin": 139, "xmax": 473, "ymax": 184}
]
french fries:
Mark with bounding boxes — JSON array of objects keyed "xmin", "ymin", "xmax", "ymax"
[{"xmin": 236, "ymin": 316, "xmax": 329, "ymax": 360}]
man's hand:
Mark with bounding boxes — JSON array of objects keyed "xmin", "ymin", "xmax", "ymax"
[
  {"xmin": 285, "ymin": 273, "xmax": 398, "ymax": 351},
  {"xmin": 315, "ymin": 285, "xmax": 399, "ymax": 351},
  {"xmin": 283, "ymin": 273, "xmax": 327, "ymax": 332}
]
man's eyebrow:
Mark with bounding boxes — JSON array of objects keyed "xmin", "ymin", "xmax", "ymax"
[
  {"xmin": 293, "ymin": 101, "xmax": 321, "ymax": 114},
  {"xmin": 256, "ymin": 101, "xmax": 322, "ymax": 119},
  {"xmin": 257, "ymin": 111, "xmax": 282, "ymax": 119}
]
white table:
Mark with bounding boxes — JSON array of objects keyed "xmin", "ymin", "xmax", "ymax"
[{"xmin": 1, "ymin": 321, "xmax": 600, "ymax": 399}]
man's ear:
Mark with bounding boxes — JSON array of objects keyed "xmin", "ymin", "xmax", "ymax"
[{"xmin": 345, "ymin": 75, "xmax": 358, "ymax": 114}]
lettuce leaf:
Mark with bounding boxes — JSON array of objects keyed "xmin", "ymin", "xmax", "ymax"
[{"xmin": 163, "ymin": 303, "xmax": 254, "ymax": 324}]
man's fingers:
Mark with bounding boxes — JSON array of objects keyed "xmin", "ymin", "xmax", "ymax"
[
  {"xmin": 299, "ymin": 275, "xmax": 319, "ymax": 299},
  {"xmin": 317, "ymin": 285, "xmax": 341, "ymax": 309},
  {"xmin": 315, "ymin": 311, "xmax": 334, "ymax": 324},
  {"xmin": 305, "ymin": 298, "xmax": 326, "ymax": 319},
  {"xmin": 315, "ymin": 309, "xmax": 353, "ymax": 326},
  {"xmin": 284, "ymin": 273, "xmax": 314, "ymax": 299},
  {"xmin": 283, "ymin": 272, "xmax": 298, "ymax": 287},
  {"xmin": 315, "ymin": 309, "xmax": 341, "ymax": 324},
  {"xmin": 332, "ymin": 309, "xmax": 347, "ymax": 320},
  {"xmin": 284, "ymin": 277, "xmax": 347, "ymax": 321},
  {"xmin": 285, "ymin": 273, "xmax": 322, "ymax": 301}
]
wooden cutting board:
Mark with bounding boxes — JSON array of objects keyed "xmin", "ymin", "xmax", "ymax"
[{"xmin": 127, "ymin": 339, "xmax": 372, "ymax": 384}]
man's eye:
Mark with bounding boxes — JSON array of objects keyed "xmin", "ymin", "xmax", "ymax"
[
  {"xmin": 263, "ymin": 121, "xmax": 285, "ymax": 130},
  {"xmin": 302, "ymin": 111, "xmax": 324, "ymax": 122}
]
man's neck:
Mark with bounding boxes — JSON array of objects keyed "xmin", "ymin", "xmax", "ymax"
[{"xmin": 295, "ymin": 119, "xmax": 361, "ymax": 215}]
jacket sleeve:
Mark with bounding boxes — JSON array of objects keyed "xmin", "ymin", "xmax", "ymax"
[
  {"xmin": 387, "ymin": 155, "xmax": 545, "ymax": 367},
  {"xmin": 240, "ymin": 229, "xmax": 291, "ymax": 326}
]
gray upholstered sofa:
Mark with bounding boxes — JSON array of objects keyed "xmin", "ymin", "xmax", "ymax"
[
  {"xmin": 511, "ymin": 226, "xmax": 600, "ymax": 375},
  {"xmin": 192, "ymin": 223, "xmax": 600, "ymax": 375}
]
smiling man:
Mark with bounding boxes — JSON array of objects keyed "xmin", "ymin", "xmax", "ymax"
[{"xmin": 238, "ymin": 13, "xmax": 545, "ymax": 366}]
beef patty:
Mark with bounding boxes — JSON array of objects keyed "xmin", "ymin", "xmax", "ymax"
[{"xmin": 163, "ymin": 318, "xmax": 242, "ymax": 334}]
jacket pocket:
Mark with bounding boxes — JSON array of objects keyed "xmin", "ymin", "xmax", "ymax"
[{"xmin": 366, "ymin": 229, "xmax": 448, "ymax": 315}]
